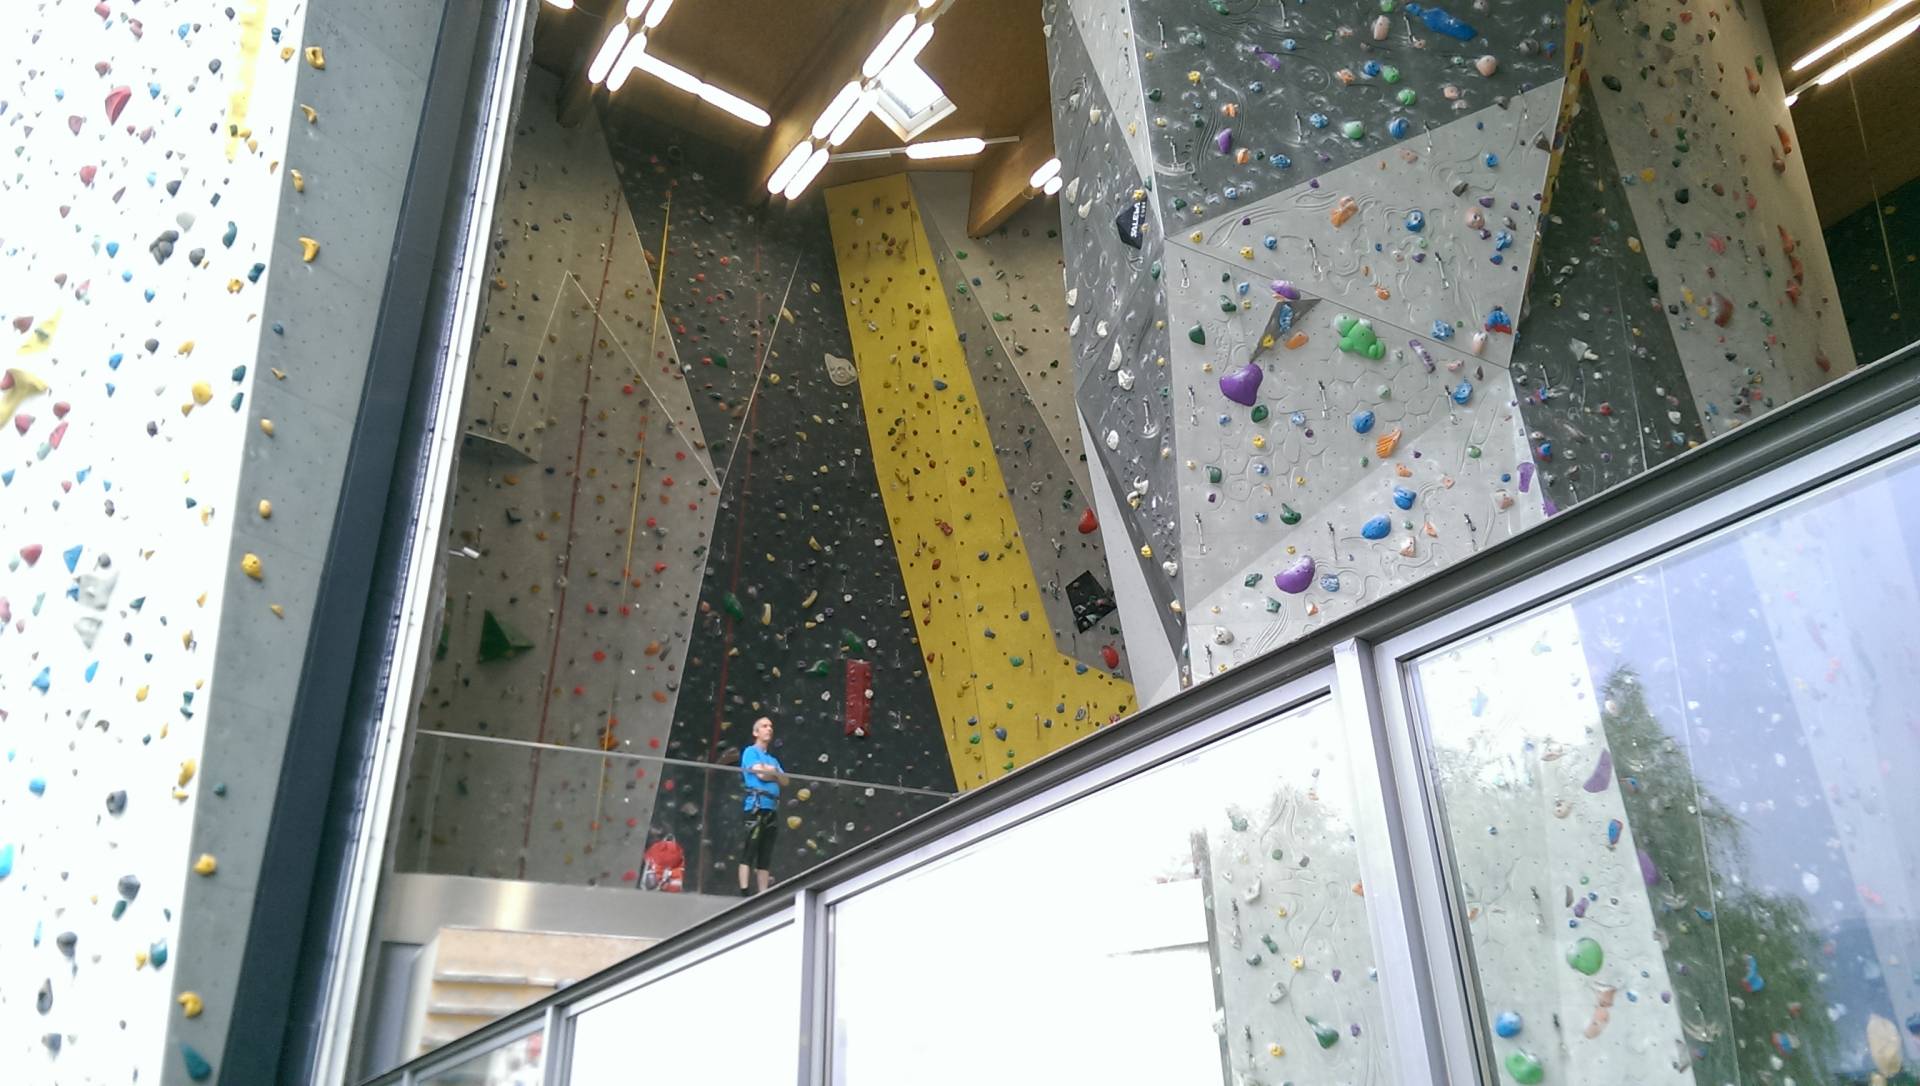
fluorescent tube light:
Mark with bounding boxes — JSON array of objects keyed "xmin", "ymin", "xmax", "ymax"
[
  {"xmin": 812, "ymin": 81, "xmax": 865, "ymax": 140},
  {"xmin": 1042, "ymin": 175, "xmax": 1063, "ymax": 196},
  {"xmin": 918, "ymin": 0, "xmax": 938, "ymax": 7},
  {"xmin": 1815, "ymin": 12, "xmax": 1920, "ymax": 84},
  {"xmin": 545, "ymin": 0, "xmax": 576, "ymax": 9},
  {"xmin": 827, "ymin": 92, "xmax": 873, "ymax": 146},
  {"xmin": 697, "ymin": 82, "xmax": 771, "ymax": 127},
  {"xmin": 643, "ymin": 0, "xmax": 675, "ymax": 29},
  {"xmin": 863, "ymin": 14, "xmax": 919, "ymax": 78},
  {"xmin": 892, "ymin": 22, "xmax": 935, "ymax": 69},
  {"xmin": 767, "ymin": 140, "xmax": 815, "ymax": 194},
  {"xmin": 625, "ymin": 0, "xmax": 650, "ymax": 17},
  {"xmin": 636, "ymin": 50, "xmax": 701, "ymax": 93},
  {"xmin": 1793, "ymin": 0, "xmax": 1917, "ymax": 71},
  {"xmin": 587, "ymin": 23, "xmax": 632, "ymax": 85},
  {"xmin": 783, "ymin": 147, "xmax": 831, "ymax": 200},
  {"xmin": 605, "ymin": 33, "xmax": 649, "ymax": 92},
  {"xmin": 1028, "ymin": 157, "xmax": 1062, "ymax": 188},
  {"xmin": 904, "ymin": 136, "xmax": 985, "ymax": 159}
]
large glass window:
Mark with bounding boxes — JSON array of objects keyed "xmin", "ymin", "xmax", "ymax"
[
  {"xmin": 1409, "ymin": 448, "xmax": 1920, "ymax": 1084},
  {"xmin": 416, "ymin": 1031, "xmax": 543, "ymax": 1086},
  {"xmin": 568, "ymin": 924, "xmax": 798, "ymax": 1083},
  {"xmin": 828, "ymin": 694, "xmax": 1400, "ymax": 1085}
]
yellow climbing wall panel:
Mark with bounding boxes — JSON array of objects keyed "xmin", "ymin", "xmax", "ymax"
[{"xmin": 824, "ymin": 175, "xmax": 1134, "ymax": 790}]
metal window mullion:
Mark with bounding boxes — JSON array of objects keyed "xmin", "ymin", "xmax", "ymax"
[
  {"xmin": 795, "ymin": 887, "xmax": 828, "ymax": 1086},
  {"xmin": 1331, "ymin": 639, "xmax": 1455, "ymax": 1084},
  {"xmin": 540, "ymin": 1001, "xmax": 569, "ymax": 1086},
  {"xmin": 1369, "ymin": 643, "xmax": 1494, "ymax": 1085}
]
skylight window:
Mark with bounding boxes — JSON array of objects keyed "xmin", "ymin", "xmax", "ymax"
[{"xmin": 872, "ymin": 54, "xmax": 954, "ymax": 141}]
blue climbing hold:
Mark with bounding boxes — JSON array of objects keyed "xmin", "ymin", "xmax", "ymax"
[
  {"xmin": 181, "ymin": 1044, "xmax": 214, "ymax": 1081},
  {"xmin": 1404, "ymin": 3, "xmax": 1478, "ymax": 42},
  {"xmin": 1392, "ymin": 486, "xmax": 1415, "ymax": 510},
  {"xmin": 1494, "ymin": 1011, "xmax": 1522, "ymax": 1038},
  {"xmin": 1431, "ymin": 320, "xmax": 1454, "ymax": 340},
  {"xmin": 1361, "ymin": 515, "xmax": 1391, "ymax": 540},
  {"xmin": 1352, "ymin": 409, "xmax": 1375, "ymax": 434},
  {"xmin": 1405, "ymin": 210, "xmax": 1425, "ymax": 232},
  {"xmin": 0, "ymin": 843, "xmax": 13, "ymax": 879},
  {"xmin": 31, "ymin": 668, "xmax": 50, "ymax": 693},
  {"xmin": 62, "ymin": 545, "xmax": 81, "ymax": 572},
  {"xmin": 1388, "ymin": 117, "xmax": 1410, "ymax": 139},
  {"xmin": 1263, "ymin": 235, "xmax": 1278, "ymax": 250},
  {"xmin": 1452, "ymin": 380, "xmax": 1473, "ymax": 405}
]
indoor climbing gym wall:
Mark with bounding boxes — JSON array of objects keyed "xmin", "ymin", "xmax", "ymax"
[
  {"xmin": 1, "ymin": 1, "xmax": 446, "ymax": 1083},
  {"xmin": 823, "ymin": 174, "xmax": 1138, "ymax": 792},
  {"xmin": 1043, "ymin": 0, "xmax": 1853, "ymax": 682}
]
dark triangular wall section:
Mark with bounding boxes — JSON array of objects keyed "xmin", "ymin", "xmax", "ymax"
[
  {"xmin": 1132, "ymin": 0, "xmax": 1565, "ymax": 236},
  {"xmin": 1510, "ymin": 80, "xmax": 1705, "ymax": 511},
  {"xmin": 599, "ymin": 109, "xmax": 955, "ymax": 890},
  {"xmin": 1047, "ymin": 0, "xmax": 1189, "ymax": 675}
]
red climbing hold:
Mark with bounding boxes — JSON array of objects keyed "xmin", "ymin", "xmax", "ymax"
[
  {"xmin": 1101, "ymin": 644, "xmax": 1120, "ymax": 670},
  {"xmin": 844, "ymin": 659, "xmax": 873, "ymax": 737},
  {"xmin": 1077, "ymin": 508, "xmax": 1099, "ymax": 534},
  {"xmin": 105, "ymin": 85, "xmax": 132, "ymax": 124},
  {"xmin": 19, "ymin": 544, "xmax": 44, "ymax": 566}
]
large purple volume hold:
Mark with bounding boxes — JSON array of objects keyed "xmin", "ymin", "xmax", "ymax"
[
  {"xmin": 1220, "ymin": 362, "xmax": 1263, "ymax": 405},
  {"xmin": 1274, "ymin": 555, "xmax": 1315, "ymax": 594}
]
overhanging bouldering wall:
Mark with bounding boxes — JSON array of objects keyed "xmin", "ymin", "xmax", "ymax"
[
  {"xmin": 824, "ymin": 174, "xmax": 1138, "ymax": 791},
  {"xmin": 1045, "ymin": 0, "xmax": 1851, "ymax": 682}
]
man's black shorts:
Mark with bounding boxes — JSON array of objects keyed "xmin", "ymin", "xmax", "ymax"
[{"xmin": 741, "ymin": 806, "xmax": 778, "ymax": 870}]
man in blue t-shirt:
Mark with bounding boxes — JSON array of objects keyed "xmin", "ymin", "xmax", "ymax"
[{"xmin": 737, "ymin": 716, "xmax": 789, "ymax": 896}]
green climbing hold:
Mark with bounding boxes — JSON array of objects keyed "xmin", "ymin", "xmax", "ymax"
[
  {"xmin": 806, "ymin": 659, "xmax": 831, "ymax": 677},
  {"xmin": 1147, "ymin": 87, "xmax": 1163, "ymax": 102},
  {"xmin": 1466, "ymin": 445, "xmax": 1482, "ymax": 459},
  {"xmin": 478, "ymin": 610, "xmax": 535, "ymax": 663},
  {"xmin": 722, "ymin": 592, "xmax": 746, "ymax": 621},
  {"xmin": 1279, "ymin": 503, "xmax": 1302, "ymax": 525},
  {"xmin": 1243, "ymin": 572, "xmax": 1262, "ymax": 587},
  {"xmin": 1342, "ymin": 121, "xmax": 1366, "ymax": 141},
  {"xmin": 1566, "ymin": 936, "xmax": 1604, "ymax": 976},
  {"xmin": 955, "ymin": 249, "xmax": 968, "ymax": 259},
  {"xmin": 1008, "ymin": 655, "xmax": 1025, "ymax": 667},
  {"xmin": 1396, "ymin": 88, "xmax": 1417, "ymax": 106},
  {"xmin": 1207, "ymin": 465, "xmax": 1223, "ymax": 484},
  {"xmin": 1504, "ymin": 1050, "xmax": 1545, "ymax": 1084},
  {"xmin": 1149, "ymin": 261, "xmax": 1162, "ymax": 280},
  {"xmin": 991, "ymin": 312, "xmax": 1011, "ymax": 322},
  {"xmin": 1218, "ymin": 295, "xmax": 1237, "ymax": 313},
  {"xmin": 1188, "ymin": 324, "xmax": 1206, "ymax": 345},
  {"xmin": 1335, "ymin": 315, "xmax": 1385, "ymax": 359},
  {"xmin": 181, "ymin": 1044, "xmax": 214, "ymax": 1082},
  {"xmin": 711, "ymin": 352, "xmax": 728, "ymax": 369},
  {"xmin": 1251, "ymin": 404, "xmax": 1269, "ymax": 423},
  {"xmin": 1307, "ymin": 1017, "xmax": 1340, "ymax": 1048},
  {"xmin": 841, "ymin": 629, "xmax": 866, "ymax": 652},
  {"xmin": 1382, "ymin": 64, "xmax": 1401, "ymax": 84}
]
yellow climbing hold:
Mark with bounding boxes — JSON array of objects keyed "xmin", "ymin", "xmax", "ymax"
[
  {"xmin": 304, "ymin": 45, "xmax": 326, "ymax": 69},
  {"xmin": 786, "ymin": 815, "xmax": 802, "ymax": 830},
  {"xmin": 300, "ymin": 104, "xmax": 318, "ymax": 124},
  {"xmin": 193, "ymin": 854, "xmax": 218, "ymax": 876},
  {"xmin": 135, "ymin": 685, "xmax": 149, "ymax": 702},
  {"xmin": 270, "ymin": 604, "xmax": 286, "ymax": 619},
  {"xmin": 1139, "ymin": 544, "xmax": 1153, "ymax": 559},
  {"xmin": 178, "ymin": 759, "xmax": 197, "ymax": 787},
  {"xmin": 259, "ymin": 418, "xmax": 276, "ymax": 437},
  {"xmin": 191, "ymin": 381, "xmax": 213, "ymax": 405},
  {"xmin": 796, "ymin": 787, "xmax": 812, "ymax": 801},
  {"xmin": 258, "ymin": 499, "xmax": 273, "ymax": 519},
  {"xmin": 291, "ymin": 169, "xmax": 304, "ymax": 192},
  {"xmin": 177, "ymin": 992, "xmax": 204, "ymax": 1018},
  {"xmin": 241, "ymin": 553, "xmax": 264, "ymax": 580},
  {"xmin": 298, "ymin": 237, "xmax": 321, "ymax": 262}
]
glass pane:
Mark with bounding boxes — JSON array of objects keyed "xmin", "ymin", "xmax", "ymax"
[
  {"xmin": 830, "ymin": 694, "xmax": 1398, "ymax": 1085},
  {"xmin": 417, "ymin": 1030, "xmax": 543, "ymax": 1086},
  {"xmin": 1410, "ymin": 447, "xmax": 1920, "ymax": 1085},
  {"xmin": 569, "ymin": 924, "xmax": 797, "ymax": 1082}
]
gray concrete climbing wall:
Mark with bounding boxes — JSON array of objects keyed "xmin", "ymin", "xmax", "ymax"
[
  {"xmin": 395, "ymin": 68, "xmax": 717, "ymax": 887},
  {"xmin": 0, "ymin": 0, "xmax": 445, "ymax": 1083},
  {"xmin": 1046, "ymin": 0, "xmax": 1855, "ymax": 685}
]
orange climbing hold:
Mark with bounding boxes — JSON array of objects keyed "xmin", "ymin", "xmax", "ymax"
[
  {"xmin": 1330, "ymin": 196, "xmax": 1359, "ymax": 227},
  {"xmin": 1375, "ymin": 428, "xmax": 1402, "ymax": 458}
]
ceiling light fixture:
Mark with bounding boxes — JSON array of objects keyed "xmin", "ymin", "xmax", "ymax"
[
  {"xmin": 1814, "ymin": 12, "xmax": 1920, "ymax": 85},
  {"xmin": 696, "ymin": 82, "xmax": 772, "ymax": 127},
  {"xmin": 587, "ymin": 23, "xmax": 632, "ymax": 85},
  {"xmin": 643, "ymin": 0, "xmax": 675, "ymax": 29},
  {"xmin": 784, "ymin": 147, "xmax": 832, "ymax": 200},
  {"xmin": 1042, "ymin": 175, "xmax": 1063, "ymax": 196},
  {"xmin": 1028, "ymin": 157, "xmax": 1062, "ymax": 189},
  {"xmin": 890, "ymin": 22, "xmax": 935, "ymax": 70},
  {"xmin": 827, "ymin": 90, "xmax": 875, "ymax": 146},
  {"xmin": 624, "ymin": 0, "xmax": 651, "ymax": 17},
  {"xmin": 636, "ymin": 50, "xmax": 700, "ymax": 94},
  {"xmin": 904, "ymin": 136, "xmax": 987, "ymax": 159},
  {"xmin": 1792, "ymin": 0, "xmax": 1918, "ymax": 71},
  {"xmin": 767, "ymin": 140, "xmax": 815, "ymax": 194},
  {"xmin": 862, "ymin": 14, "xmax": 920, "ymax": 78},
  {"xmin": 605, "ymin": 33, "xmax": 650, "ymax": 92},
  {"xmin": 544, "ymin": 0, "xmax": 575, "ymax": 8},
  {"xmin": 812, "ymin": 81, "xmax": 866, "ymax": 140}
]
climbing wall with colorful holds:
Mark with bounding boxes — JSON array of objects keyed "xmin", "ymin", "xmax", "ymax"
[
  {"xmin": 395, "ymin": 69, "xmax": 716, "ymax": 886},
  {"xmin": 825, "ymin": 173, "xmax": 1138, "ymax": 790},
  {"xmin": 596, "ymin": 113, "xmax": 963, "ymax": 892}
]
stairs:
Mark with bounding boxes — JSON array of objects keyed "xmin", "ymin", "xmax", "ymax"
[{"xmin": 409, "ymin": 928, "xmax": 656, "ymax": 1056}]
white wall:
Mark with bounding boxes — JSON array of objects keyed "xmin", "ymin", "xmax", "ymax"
[{"xmin": 0, "ymin": 1, "xmax": 306, "ymax": 1079}]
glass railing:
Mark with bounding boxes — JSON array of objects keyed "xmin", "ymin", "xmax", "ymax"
[{"xmin": 366, "ymin": 357, "xmax": 1920, "ymax": 1086}]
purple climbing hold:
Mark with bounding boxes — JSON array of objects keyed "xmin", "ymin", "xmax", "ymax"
[
  {"xmin": 1274, "ymin": 555, "xmax": 1316, "ymax": 594},
  {"xmin": 1219, "ymin": 363, "xmax": 1263, "ymax": 406},
  {"xmin": 1271, "ymin": 280, "xmax": 1301, "ymax": 300},
  {"xmin": 1637, "ymin": 848, "xmax": 1660, "ymax": 886},
  {"xmin": 1215, "ymin": 128, "xmax": 1234, "ymax": 155},
  {"xmin": 1583, "ymin": 749, "xmax": 1614, "ymax": 793}
]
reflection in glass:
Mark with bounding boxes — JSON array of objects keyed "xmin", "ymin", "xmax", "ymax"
[
  {"xmin": 569, "ymin": 925, "xmax": 797, "ymax": 1083},
  {"xmin": 416, "ymin": 1030, "xmax": 543, "ymax": 1086},
  {"xmin": 829, "ymin": 696, "xmax": 1396, "ymax": 1085},
  {"xmin": 1412, "ymin": 449, "xmax": 1920, "ymax": 1084}
]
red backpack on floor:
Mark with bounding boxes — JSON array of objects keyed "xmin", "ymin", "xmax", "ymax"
[{"xmin": 642, "ymin": 835, "xmax": 685, "ymax": 893}]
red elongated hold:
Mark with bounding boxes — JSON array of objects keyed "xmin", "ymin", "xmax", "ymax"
[
  {"xmin": 1101, "ymin": 644, "xmax": 1120, "ymax": 669},
  {"xmin": 1077, "ymin": 508, "xmax": 1098, "ymax": 534},
  {"xmin": 48, "ymin": 422, "xmax": 67, "ymax": 449},
  {"xmin": 105, "ymin": 85, "xmax": 132, "ymax": 123}
]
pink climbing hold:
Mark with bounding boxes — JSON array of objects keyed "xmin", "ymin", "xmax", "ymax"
[
  {"xmin": 105, "ymin": 85, "xmax": 133, "ymax": 124},
  {"xmin": 1709, "ymin": 293, "xmax": 1734, "ymax": 327},
  {"xmin": 79, "ymin": 164, "xmax": 98, "ymax": 186},
  {"xmin": 20, "ymin": 544, "xmax": 44, "ymax": 566},
  {"xmin": 14, "ymin": 414, "xmax": 33, "ymax": 435}
]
